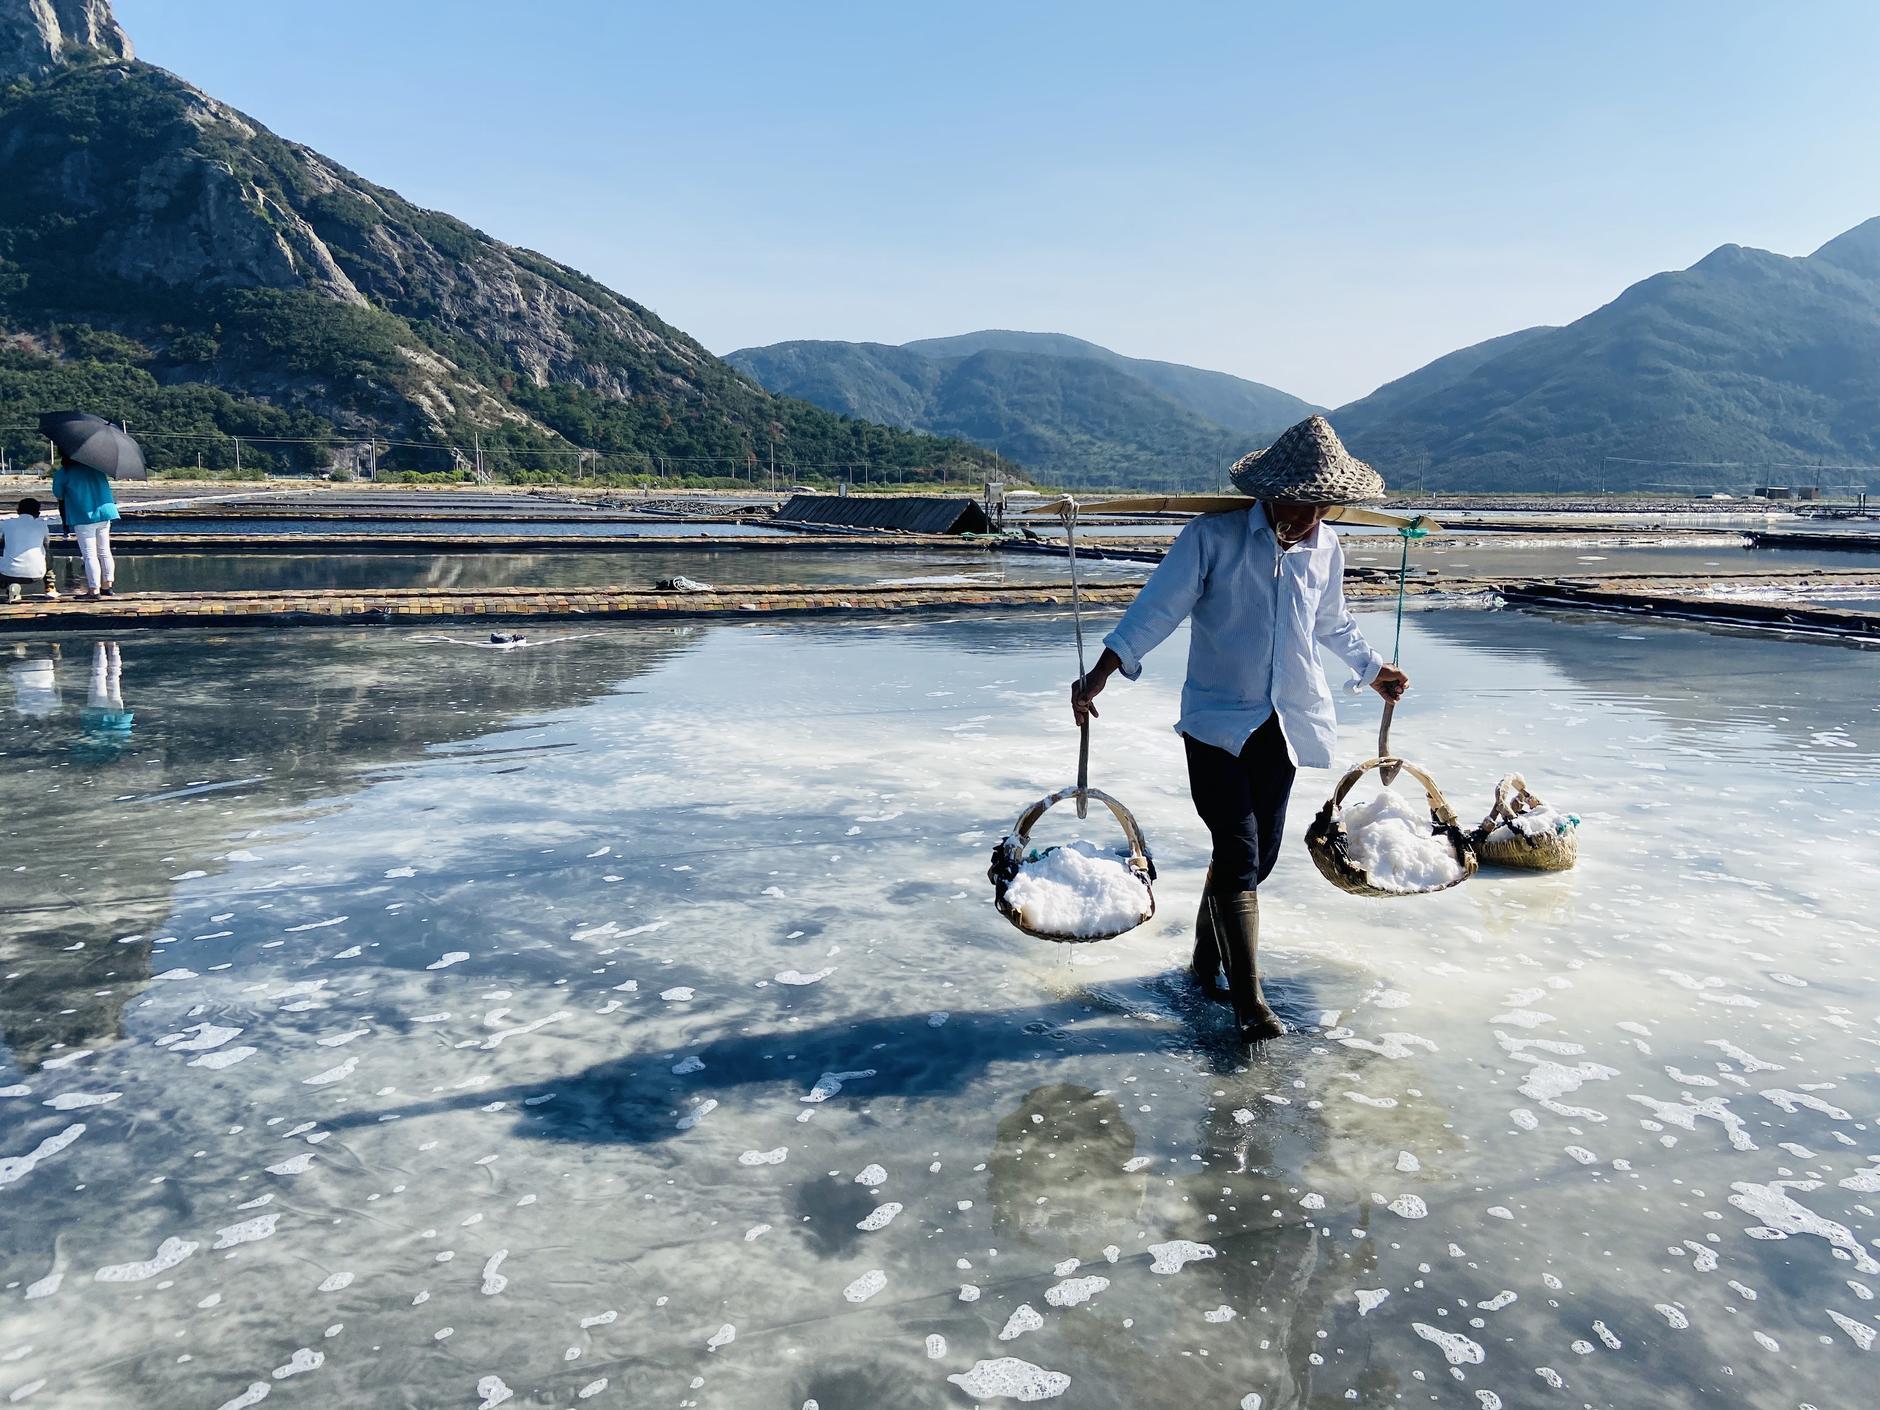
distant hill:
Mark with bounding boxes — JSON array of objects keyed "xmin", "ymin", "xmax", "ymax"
[
  {"xmin": 1334, "ymin": 223, "xmax": 1880, "ymax": 492},
  {"xmin": 0, "ymin": 0, "xmax": 1001, "ymax": 483},
  {"xmin": 728, "ymin": 331, "xmax": 1319, "ymax": 487}
]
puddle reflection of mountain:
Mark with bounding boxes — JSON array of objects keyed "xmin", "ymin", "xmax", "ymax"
[{"xmin": 0, "ymin": 627, "xmax": 695, "ymax": 1072}]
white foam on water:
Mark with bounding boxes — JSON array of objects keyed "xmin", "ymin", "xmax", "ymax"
[
  {"xmin": 95, "ymin": 1235, "xmax": 198, "ymax": 1282},
  {"xmin": 999, "ymin": 1304, "xmax": 1044, "ymax": 1340},
  {"xmin": 802, "ymin": 1070, "xmax": 875, "ymax": 1104},
  {"xmin": 1728, "ymin": 1181, "xmax": 1880, "ymax": 1274},
  {"xmin": 1827, "ymin": 1310, "xmax": 1876, "ymax": 1350},
  {"xmin": 946, "ymin": 1357, "xmax": 1071, "ymax": 1402},
  {"xmin": 213, "ymin": 1384, "xmax": 269, "ymax": 1410},
  {"xmin": 842, "ymin": 1270, "xmax": 886, "ymax": 1303},
  {"xmin": 191, "ymin": 1046, "xmax": 257, "ymax": 1070},
  {"xmin": 738, "ymin": 1148, "xmax": 788, "ymax": 1166},
  {"xmin": 1388, "ymin": 1195, "xmax": 1428, "ymax": 1219},
  {"xmin": 1414, "ymin": 1323, "xmax": 1485, "ymax": 1365},
  {"xmin": 1147, "ymin": 1240, "xmax": 1217, "ymax": 1274},
  {"xmin": 857, "ymin": 1203, "xmax": 902, "ymax": 1231},
  {"xmin": 476, "ymin": 1376, "xmax": 512, "ymax": 1409},
  {"xmin": 213, "ymin": 1214, "xmax": 280, "ymax": 1249},
  {"xmin": 158, "ymin": 1023, "xmax": 243, "ymax": 1052},
  {"xmin": 426, "ymin": 952, "xmax": 469, "ymax": 970},
  {"xmin": 706, "ymin": 1323, "xmax": 735, "ymax": 1351},
  {"xmin": 267, "ymin": 1153, "xmax": 315, "ymax": 1175},
  {"xmin": 481, "ymin": 1012, "xmax": 570, "ymax": 1049},
  {"xmin": 1356, "ymin": 1289, "xmax": 1389, "ymax": 1315},
  {"xmin": 1044, "ymin": 1276, "xmax": 1108, "ymax": 1307},
  {"xmin": 660, "ymin": 987, "xmax": 695, "ymax": 1002},
  {"xmin": 676, "ymin": 1100, "xmax": 717, "ymax": 1131},
  {"xmin": 302, "ymin": 1057, "xmax": 358, "ymax": 1087},
  {"xmin": 271, "ymin": 1349, "xmax": 323, "ymax": 1379},
  {"xmin": 671, "ymin": 1055, "xmax": 705, "ymax": 1075},
  {"xmin": 775, "ymin": 968, "xmax": 835, "ymax": 985},
  {"xmin": 481, "ymin": 1251, "xmax": 508, "ymax": 1295},
  {"xmin": 41, "ymin": 1091, "xmax": 119, "ymax": 1111},
  {"xmin": 0, "ymin": 1123, "xmax": 85, "ymax": 1188},
  {"xmin": 854, "ymin": 1163, "xmax": 887, "ymax": 1187},
  {"xmin": 926, "ymin": 1335, "xmax": 947, "ymax": 1360}
]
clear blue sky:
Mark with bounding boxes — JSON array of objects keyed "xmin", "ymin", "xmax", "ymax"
[{"xmin": 117, "ymin": 0, "xmax": 1880, "ymax": 407}]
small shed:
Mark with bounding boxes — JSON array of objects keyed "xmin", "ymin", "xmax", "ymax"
[{"xmin": 775, "ymin": 495, "xmax": 995, "ymax": 535}]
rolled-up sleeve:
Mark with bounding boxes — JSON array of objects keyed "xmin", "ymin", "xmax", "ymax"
[
  {"xmin": 1313, "ymin": 536, "xmax": 1385, "ymax": 690},
  {"xmin": 1103, "ymin": 519, "xmax": 1206, "ymax": 680}
]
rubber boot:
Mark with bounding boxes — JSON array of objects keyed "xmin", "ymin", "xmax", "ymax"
[
  {"xmin": 1190, "ymin": 868, "xmax": 1228, "ymax": 998},
  {"xmin": 1212, "ymin": 891, "xmax": 1285, "ymax": 1043}
]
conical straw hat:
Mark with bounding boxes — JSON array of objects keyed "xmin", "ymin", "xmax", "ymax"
[{"xmin": 1228, "ymin": 415, "xmax": 1386, "ymax": 504}]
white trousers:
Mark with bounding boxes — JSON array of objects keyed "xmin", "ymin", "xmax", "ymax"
[{"xmin": 74, "ymin": 520, "xmax": 114, "ymax": 592}]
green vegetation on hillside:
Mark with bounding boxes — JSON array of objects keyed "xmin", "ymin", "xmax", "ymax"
[
  {"xmin": 728, "ymin": 333, "xmax": 1315, "ymax": 487},
  {"xmin": 1334, "ymin": 226, "xmax": 1880, "ymax": 492},
  {"xmin": 0, "ymin": 63, "xmax": 1007, "ymax": 484}
]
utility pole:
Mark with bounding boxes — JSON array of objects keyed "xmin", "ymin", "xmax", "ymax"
[
  {"xmin": 234, "ymin": 436, "xmax": 241, "ymax": 474},
  {"xmin": 367, "ymin": 438, "xmax": 378, "ymax": 480}
]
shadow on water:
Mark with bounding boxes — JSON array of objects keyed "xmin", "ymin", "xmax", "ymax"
[{"xmin": 324, "ymin": 999, "xmax": 1210, "ymax": 1148}]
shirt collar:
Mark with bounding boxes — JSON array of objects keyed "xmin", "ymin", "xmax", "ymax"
[{"xmin": 1256, "ymin": 502, "xmax": 1323, "ymax": 552}]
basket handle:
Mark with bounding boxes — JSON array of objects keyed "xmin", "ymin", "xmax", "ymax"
[
  {"xmin": 1005, "ymin": 785, "xmax": 1153, "ymax": 873},
  {"xmin": 1326, "ymin": 757, "xmax": 1463, "ymax": 831},
  {"xmin": 1486, "ymin": 773, "xmax": 1543, "ymax": 827}
]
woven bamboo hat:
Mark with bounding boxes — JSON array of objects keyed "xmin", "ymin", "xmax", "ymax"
[{"xmin": 1228, "ymin": 415, "xmax": 1386, "ymax": 504}]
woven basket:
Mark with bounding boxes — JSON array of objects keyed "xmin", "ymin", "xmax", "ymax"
[
  {"xmin": 1305, "ymin": 758, "xmax": 1477, "ymax": 898},
  {"xmin": 989, "ymin": 786, "xmax": 1156, "ymax": 942},
  {"xmin": 1470, "ymin": 775, "xmax": 1578, "ymax": 872}
]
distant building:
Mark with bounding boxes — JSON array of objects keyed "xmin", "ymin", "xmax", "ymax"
[{"xmin": 1753, "ymin": 485, "xmax": 1792, "ymax": 500}]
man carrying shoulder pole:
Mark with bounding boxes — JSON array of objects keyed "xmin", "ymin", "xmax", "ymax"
[{"xmin": 1070, "ymin": 417, "xmax": 1408, "ymax": 1046}]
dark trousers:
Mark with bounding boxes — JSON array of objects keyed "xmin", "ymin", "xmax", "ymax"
[{"xmin": 1184, "ymin": 714, "xmax": 1297, "ymax": 895}]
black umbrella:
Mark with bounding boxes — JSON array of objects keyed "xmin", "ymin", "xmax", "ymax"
[{"xmin": 38, "ymin": 411, "xmax": 149, "ymax": 480}]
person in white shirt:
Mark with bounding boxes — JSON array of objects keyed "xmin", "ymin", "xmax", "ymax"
[
  {"xmin": 1071, "ymin": 417, "xmax": 1409, "ymax": 1045},
  {"xmin": 2, "ymin": 498, "xmax": 56, "ymax": 603}
]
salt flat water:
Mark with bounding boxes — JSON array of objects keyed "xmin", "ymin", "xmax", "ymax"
[
  {"xmin": 98, "ymin": 548, "xmax": 1149, "ymax": 595},
  {"xmin": 1, "ymin": 610, "xmax": 1876, "ymax": 1410}
]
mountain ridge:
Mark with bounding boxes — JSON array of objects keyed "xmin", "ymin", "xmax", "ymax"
[
  {"xmin": 728, "ymin": 331, "xmax": 1319, "ymax": 487},
  {"xmin": 1331, "ymin": 223, "xmax": 1880, "ymax": 491}
]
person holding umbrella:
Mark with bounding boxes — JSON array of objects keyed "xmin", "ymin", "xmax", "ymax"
[
  {"xmin": 1069, "ymin": 416, "xmax": 1409, "ymax": 1046},
  {"xmin": 39, "ymin": 412, "xmax": 147, "ymax": 600}
]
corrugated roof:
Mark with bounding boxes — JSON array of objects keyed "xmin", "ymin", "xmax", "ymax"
[{"xmin": 774, "ymin": 495, "xmax": 994, "ymax": 535}]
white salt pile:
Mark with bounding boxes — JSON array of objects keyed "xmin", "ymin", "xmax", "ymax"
[
  {"xmin": 1002, "ymin": 840, "xmax": 1150, "ymax": 938},
  {"xmin": 1487, "ymin": 803, "xmax": 1575, "ymax": 844},
  {"xmin": 1341, "ymin": 786, "xmax": 1466, "ymax": 893}
]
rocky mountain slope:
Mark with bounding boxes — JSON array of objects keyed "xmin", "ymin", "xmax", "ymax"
[
  {"xmin": 729, "ymin": 331, "xmax": 1317, "ymax": 487},
  {"xmin": 0, "ymin": 0, "xmax": 1000, "ymax": 481},
  {"xmin": 1333, "ymin": 225, "xmax": 1880, "ymax": 492}
]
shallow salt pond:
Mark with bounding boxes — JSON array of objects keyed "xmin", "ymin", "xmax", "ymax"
[
  {"xmin": 98, "ymin": 548, "xmax": 1147, "ymax": 595},
  {"xmin": 1, "ymin": 608, "xmax": 1877, "ymax": 1409}
]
